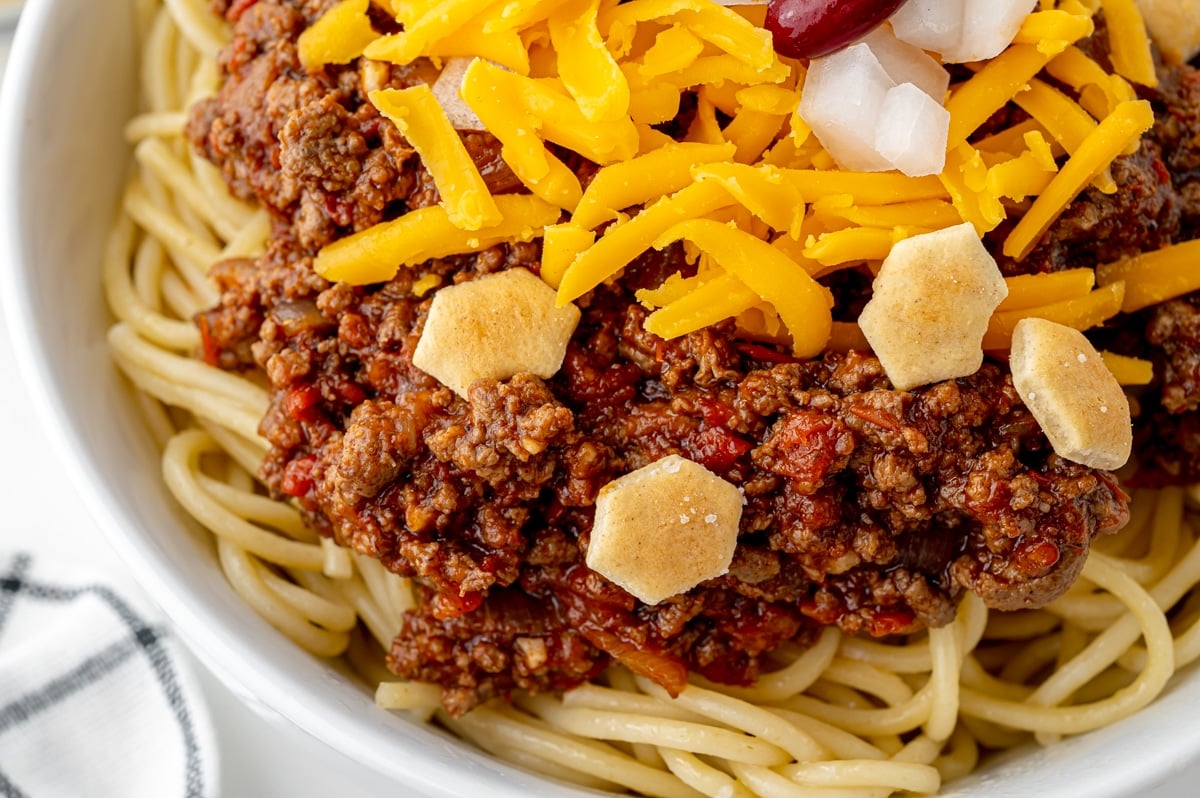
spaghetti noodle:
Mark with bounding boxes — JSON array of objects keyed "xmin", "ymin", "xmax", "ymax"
[{"xmin": 105, "ymin": 0, "xmax": 1200, "ymax": 795}]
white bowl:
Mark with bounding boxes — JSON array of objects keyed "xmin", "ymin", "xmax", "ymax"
[{"xmin": 2, "ymin": 0, "xmax": 1200, "ymax": 795}]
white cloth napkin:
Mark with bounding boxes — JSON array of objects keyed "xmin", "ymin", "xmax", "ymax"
[{"xmin": 0, "ymin": 550, "xmax": 218, "ymax": 798}]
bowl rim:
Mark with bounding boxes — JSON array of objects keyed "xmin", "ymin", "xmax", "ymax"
[{"xmin": 4, "ymin": 1, "xmax": 1200, "ymax": 796}]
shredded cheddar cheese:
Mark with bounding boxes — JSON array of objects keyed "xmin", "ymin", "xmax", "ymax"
[
  {"xmin": 540, "ymin": 223, "xmax": 595, "ymax": 289},
  {"xmin": 654, "ymin": 219, "xmax": 833, "ymax": 357},
  {"xmin": 999, "ymin": 268, "xmax": 1096, "ymax": 312},
  {"xmin": 1012, "ymin": 79, "xmax": 1116, "ymax": 192},
  {"xmin": 296, "ymin": 0, "xmax": 377, "ymax": 72},
  {"xmin": 298, "ymin": 0, "xmax": 1163, "ymax": 380},
  {"xmin": 370, "ymin": 86, "xmax": 503, "ymax": 231},
  {"xmin": 809, "ymin": 198, "xmax": 962, "ymax": 230},
  {"xmin": 314, "ymin": 195, "xmax": 560, "ymax": 284},
  {"xmin": 572, "ymin": 142, "xmax": 736, "ymax": 230},
  {"xmin": 805, "ymin": 227, "xmax": 908, "ymax": 269},
  {"xmin": 643, "ymin": 273, "xmax": 760, "ymax": 341},
  {"xmin": 1096, "ymin": 239, "xmax": 1200, "ymax": 312},
  {"xmin": 691, "ymin": 163, "xmax": 804, "ymax": 239},
  {"xmin": 1100, "ymin": 351, "xmax": 1155, "ymax": 386},
  {"xmin": 549, "ymin": 0, "xmax": 630, "ymax": 123},
  {"xmin": 945, "ymin": 44, "xmax": 1074, "ymax": 152},
  {"xmin": 983, "ymin": 282, "xmax": 1126, "ymax": 350},
  {"xmin": 459, "ymin": 60, "xmax": 584, "ymax": 212},
  {"xmin": 557, "ymin": 181, "xmax": 733, "ymax": 304},
  {"xmin": 1004, "ymin": 100, "xmax": 1155, "ymax": 260},
  {"xmin": 1013, "ymin": 8, "xmax": 1096, "ymax": 54},
  {"xmin": 1101, "ymin": 0, "xmax": 1160, "ymax": 87},
  {"xmin": 363, "ymin": 0, "xmax": 481, "ymax": 66}
]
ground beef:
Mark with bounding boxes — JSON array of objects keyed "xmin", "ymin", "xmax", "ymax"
[
  {"xmin": 1017, "ymin": 14, "xmax": 1200, "ymax": 258},
  {"xmin": 1101, "ymin": 60, "xmax": 1200, "ymax": 481},
  {"xmin": 1148, "ymin": 296, "xmax": 1200, "ymax": 414},
  {"xmin": 1144, "ymin": 47, "xmax": 1200, "ymax": 236},
  {"xmin": 245, "ymin": 244, "xmax": 1128, "ymax": 711},
  {"xmin": 980, "ymin": 21, "xmax": 1199, "ymax": 274},
  {"xmin": 392, "ymin": 585, "xmax": 609, "ymax": 717},
  {"xmin": 980, "ymin": 38, "xmax": 1200, "ymax": 482},
  {"xmin": 189, "ymin": 1, "xmax": 1143, "ymax": 714}
]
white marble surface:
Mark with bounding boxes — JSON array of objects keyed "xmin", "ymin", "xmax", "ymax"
[{"xmin": 0, "ymin": 12, "xmax": 1194, "ymax": 798}]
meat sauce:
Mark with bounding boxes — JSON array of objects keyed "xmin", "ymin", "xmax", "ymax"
[{"xmin": 190, "ymin": 0, "xmax": 1196, "ymax": 714}]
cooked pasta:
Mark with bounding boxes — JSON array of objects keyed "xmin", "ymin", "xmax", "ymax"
[{"xmin": 103, "ymin": 1, "xmax": 1200, "ymax": 796}]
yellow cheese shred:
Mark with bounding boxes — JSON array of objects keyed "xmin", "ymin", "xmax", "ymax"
[
  {"xmin": 411, "ymin": 273, "xmax": 443, "ymax": 297},
  {"xmin": 671, "ymin": 6, "xmax": 777, "ymax": 72},
  {"xmin": 1012, "ymin": 8, "xmax": 1095, "ymax": 55},
  {"xmin": 723, "ymin": 109, "xmax": 789, "ymax": 164},
  {"xmin": 691, "ymin": 162, "xmax": 804, "ymax": 238},
  {"xmin": 983, "ymin": 282, "xmax": 1126, "ymax": 350},
  {"xmin": 572, "ymin": 141, "xmax": 737, "ymax": 230},
  {"xmin": 685, "ymin": 95, "xmax": 725, "ymax": 145},
  {"xmin": 628, "ymin": 82, "xmax": 683, "ymax": 126},
  {"xmin": 940, "ymin": 144, "xmax": 1005, "ymax": 234},
  {"xmin": 782, "ymin": 171, "xmax": 948, "ymax": 205},
  {"xmin": 654, "ymin": 219, "xmax": 833, "ymax": 357},
  {"xmin": 810, "ymin": 198, "xmax": 962, "ymax": 231},
  {"xmin": 1045, "ymin": 46, "xmax": 1138, "ymax": 118},
  {"xmin": 557, "ymin": 180, "xmax": 734, "ymax": 304},
  {"xmin": 423, "ymin": 25, "xmax": 531, "ymax": 74},
  {"xmin": 1100, "ymin": 351, "xmax": 1155, "ymax": 386},
  {"xmin": 460, "ymin": 60, "xmax": 584, "ymax": 211},
  {"xmin": 389, "ymin": 0, "xmax": 439, "ymax": 28},
  {"xmin": 1100, "ymin": 0, "xmax": 1159, "ymax": 87},
  {"xmin": 638, "ymin": 25, "xmax": 705, "ymax": 79},
  {"xmin": 945, "ymin": 44, "xmax": 1071, "ymax": 151},
  {"xmin": 370, "ymin": 86, "xmax": 503, "ymax": 231},
  {"xmin": 541, "ymin": 224, "xmax": 595, "ymax": 289},
  {"xmin": 315, "ymin": 195, "xmax": 561, "ymax": 285},
  {"xmin": 521, "ymin": 76, "xmax": 641, "ymax": 166},
  {"xmin": 637, "ymin": 269, "xmax": 716, "ymax": 309},
  {"xmin": 602, "ymin": 0, "xmax": 776, "ymax": 73},
  {"xmin": 296, "ymin": 0, "xmax": 379, "ymax": 72},
  {"xmin": 549, "ymin": 0, "xmax": 631, "ymax": 123},
  {"xmin": 483, "ymin": 0, "xmax": 565, "ymax": 32},
  {"xmin": 1096, "ymin": 239, "xmax": 1200, "ymax": 312},
  {"xmin": 643, "ymin": 272, "xmax": 761, "ymax": 340},
  {"xmin": 1012, "ymin": 79, "xmax": 1116, "ymax": 192},
  {"xmin": 998, "ymin": 268, "xmax": 1096, "ymax": 312},
  {"xmin": 804, "ymin": 227, "xmax": 907, "ymax": 268},
  {"xmin": 1004, "ymin": 100, "xmax": 1155, "ymax": 260},
  {"xmin": 737, "ymin": 85, "xmax": 800, "ymax": 117},
  {"xmin": 364, "ymin": 0, "xmax": 484, "ymax": 66},
  {"xmin": 369, "ymin": 0, "xmax": 402, "ymax": 16}
]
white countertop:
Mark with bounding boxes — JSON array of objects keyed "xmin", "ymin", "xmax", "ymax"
[{"xmin": 0, "ymin": 15, "xmax": 1195, "ymax": 798}]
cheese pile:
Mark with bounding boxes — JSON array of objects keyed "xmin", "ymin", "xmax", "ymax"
[{"xmin": 299, "ymin": 0, "xmax": 1187, "ymax": 383}]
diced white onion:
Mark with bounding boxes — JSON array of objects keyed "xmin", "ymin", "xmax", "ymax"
[
  {"xmin": 949, "ymin": 0, "xmax": 1039, "ymax": 62},
  {"xmin": 875, "ymin": 83, "xmax": 950, "ymax": 177},
  {"xmin": 799, "ymin": 43, "xmax": 897, "ymax": 172},
  {"xmin": 798, "ymin": 33, "xmax": 952, "ymax": 177},
  {"xmin": 890, "ymin": 0, "xmax": 966, "ymax": 56},
  {"xmin": 859, "ymin": 24, "xmax": 951, "ymax": 101},
  {"xmin": 891, "ymin": 0, "xmax": 1036, "ymax": 63}
]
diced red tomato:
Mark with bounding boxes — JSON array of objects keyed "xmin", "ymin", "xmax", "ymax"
[{"xmin": 280, "ymin": 455, "xmax": 316, "ymax": 498}]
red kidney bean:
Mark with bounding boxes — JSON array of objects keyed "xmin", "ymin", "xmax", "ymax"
[{"xmin": 765, "ymin": 0, "xmax": 907, "ymax": 59}]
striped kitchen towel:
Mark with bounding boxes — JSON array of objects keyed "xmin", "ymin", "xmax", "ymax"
[{"xmin": 0, "ymin": 551, "xmax": 217, "ymax": 798}]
